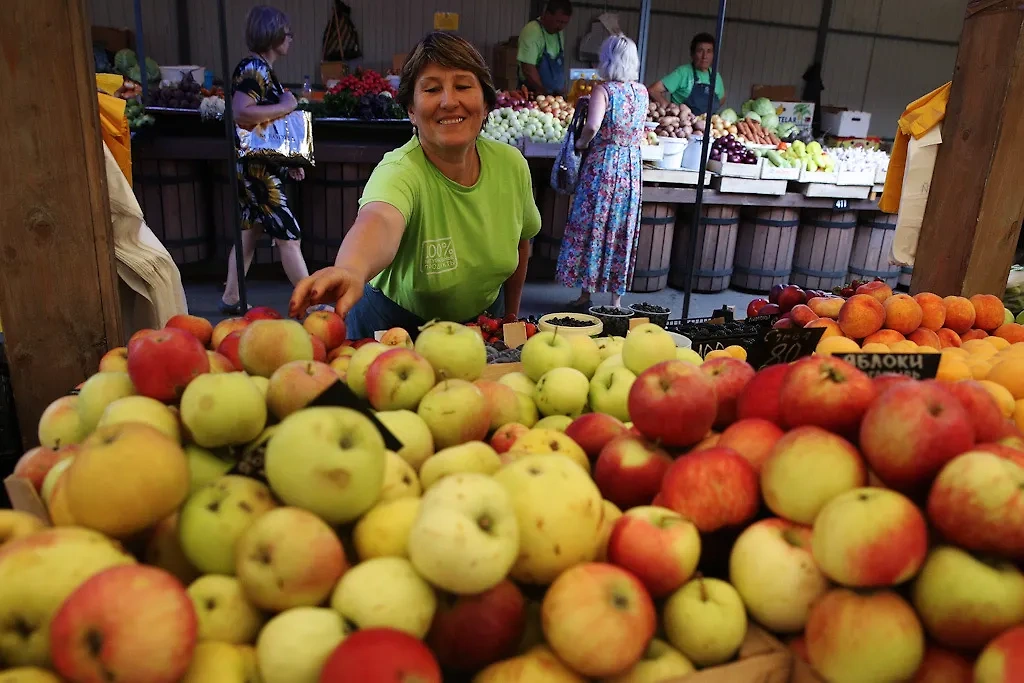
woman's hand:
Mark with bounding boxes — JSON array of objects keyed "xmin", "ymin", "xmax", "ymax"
[
  {"xmin": 289, "ymin": 266, "xmax": 364, "ymax": 319},
  {"xmin": 279, "ymin": 90, "xmax": 298, "ymax": 113},
  {"xmin": 574, "ymin": 139, "xmax": 589, "ymax": 151},
  {"xmin": 288, "ymin": 168, "xmax": 306, "ymax": 181}
]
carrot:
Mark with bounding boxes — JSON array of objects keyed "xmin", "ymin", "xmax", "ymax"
[
  {"xmin": 769, "ymin": 133, "xmax": 781, "ymax": 146},
  {"xmin": 737, "ymin": 121, "xmax": 751, "ymax": 139}
]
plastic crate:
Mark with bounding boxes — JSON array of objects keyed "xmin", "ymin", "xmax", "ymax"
[{"xmin": 666, "ymin": 313, "xmax": 775, "ymax": 359}]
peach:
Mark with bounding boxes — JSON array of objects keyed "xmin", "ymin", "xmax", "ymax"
[
  {"xmin": 987, "ymin": 358, "xmax": 1024, "ymax": 400},
  {"xmin": 838, "ymin": 295, "xmax": 885, "ymax": 339},
  {"xmin": 807, "ymin": 296, "xmax": 844, "ymax": 319},
  {"xmin": 805, "ymin": 318, "xmax": 843, "ymax": 339},
  {"xmin": 237, "ymin": 319, "xmax": 315, "ymax": 378},
  {"xmin": 165, "ymin": 314, "xmax": 214, "ymax": 347},
  {"xmin": 206, "ymin": 351, "xmax": 235, "ymax": 374},
  {"xmin": 971, "ymin": 294, "xmax": 1005, "ymax": 332},
  {"xmin": 883, "ymin": 294, "xmax": 924, "ymax": 335},
  {"xmin": 266, "ymin": 360, "xmax": 338, "ymax": 419},
  {"xmin": 303, "ymin": 310, "xmax": 347, "ymax": 351},
  {"xmin": 908, "ymin": 328, "xmax": 941, "ymax": 349},
  {"xmin": 856, "ymin": 280, "xmax": 894, "ymax": 303},
  {"xmin": 716, "ymin": 418, "xmax": 785, "ymax": 473},
  {"xmin": 979, "ymin": 380, "xmax": 1016, "ymax": 418},
  {"xmin": 211, "ymin": 317, "xmax": 249, "ymax": 349},
  {"xmin": 914, "ymin": 293, "xmax": 947, "ymax": 331},
  {"xmin": 962, "ymin": 329, "xmax": 990, "ymax": 341},
  {"xmin": 943, "ymin": 296, "xmax": 976, "ymax": 334},
  {"xmin": 995, "ymin": 323, "xmax": 1024, "ymax": 344},
  {"xmin": 987, "ymin": 336, "xmax": 1012, "ymax": 351},
  {"xmin": 816, "ymin": 335, "xmax": 861, "ymax": 356},
  {"xmin": 974, "ymin": 625, "xmax": 1024, "ymax": 683},
  {"xmin": 936, "ymin": 328, "xmax": 962, "ymax": 348},
  {"xmin": 860, "ymin": 342, "xmax": 891, "ymax": 353},
  {"xmin": 98, "ymin": 347, "xmax": 129, "ymax": 372},
  {"xmin": 789, "ymin": 304, "xmax": 819, "ymax": 327},
  {"xmin": 863, "ymin": 329, "xmax": 905, "ymax": 346}
]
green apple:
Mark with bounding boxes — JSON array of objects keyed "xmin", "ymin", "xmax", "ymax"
[
  {"xmin": 493, "ymin": 454, "xmax": 603, "ymax": 585},
  {"xmin": 568, "ymin": 335, "xmax": 602, "ymax": 379},
  {"xmin": 180, "ymin": 372, "xmax": 267, "ymax": 449},
  {"xmin": 663, "ymin": 577, "xmax": 748, "ymax": 667},
  {"xmin": 417, "ymin": 379, "xmax": 491, "ymax": 450},
  {"xmin": 594, "ymin": 336, "xmax": 625, "ymax": 360},
  {"xmin": 376, "ymin": 410, "xmax": 435, "ymax": 471},
  {"xmin": 330, "ymin": 556, "xmax": 436, "ymax": 638},
  {"xmin": 187, "ymin": 575, "xmax": 265, "ymax": 644},
  {"xmin": 177, "ymin": 475, "xmax": 277, "ymax": 574},
  {"xmin": 498, "ymin": 372, "xmax": 536, "ymax": 396},
  {"xmin": 408, "ymin": 472, "xmax": 520, "ymax": 594},
  {"xmin": 675, "ymin": 347, "xmax": 704, "ymax": 365},
  {"xmin": 588, "ymin": 366, "xmax": 637, "ymax": 422},
  {"xmin": 380, "ymin": 450, "xmax": 422, "ymax": 502},
  {"xmin": 605, "ymin": 638, "xmax": 695, "ymax": 683},
  {"xmin": 592, "ymin": 353, "xmax": 624, "ymax": 384},
  {"xmin": 76, "ymin": 371, "xmax": 136, "ymax": 434},
  {"xmin": 533, "ymin": 415, "xmax": 573, "ymax": 432},
  {"xmin": 515, "ymin": 391, "xmax": 539, "ymax": 428},
  {"xmin": 345, "ymin": 342, "xmax": 389, "ymax": 398},
  {"xmin": 185, "ymin": 445, "xmax": 234, "ymax": 493},
  {"xmin": 622, "ymin": 324, "xmax": 678, "ymax": 376},
  {"xmin": 520, "ymin": 331, "xmax": 574, "ymax": 382},
  {"xmin": 255, "ymin": 607, "xmax": 348, "ymax": 683},
  {"xmin": 264, "ymin": 407, "xmax": 387, "ymax": 524},
  {"xmin": 97, "ymin": 395, "xmax": 180, "ymax": 443},
  {"xmin": 1016, "ymin": 309, "xmax": 1024, "ymax": 325},
  {"xmin": 912, "ymin": 545, "xmax": 1024, "ymax": 651},
  {"xmin": 1005, "ymin": 307, "xmax": 1015, "ymax": 325},
  {"xmin": 353, "ymin": 497, "xmax": 421, "ymax": 561},
  {"xmin": 419, "ymin": 441, "xmax": 502, "ymax": 489},
  {"xmin": 534, "ymin": 367, "xmax": 589, "ymax": 418},
  {"xmin": 414, "ymin": 321, "xmax": 488, "ymax": 381}
]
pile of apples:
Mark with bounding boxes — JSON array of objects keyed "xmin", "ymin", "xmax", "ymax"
[{"xmin": 2, "ymin": 303, "xmax": 1024, "ymax": 683}]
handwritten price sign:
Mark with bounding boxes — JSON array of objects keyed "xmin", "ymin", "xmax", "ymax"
[
  {"xmin": 837, "ymin": 353, "xmax": 941, "ymax": 379},
  {"xmin": 747, "ymin": 327, "xmax": 825, "ymax": 370}
]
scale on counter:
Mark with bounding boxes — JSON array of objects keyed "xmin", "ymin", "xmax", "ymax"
[{"xmin": 570, "ymin": 68, "xmax": 600, "ymax": 81}]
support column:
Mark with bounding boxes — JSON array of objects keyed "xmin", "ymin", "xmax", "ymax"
[
  {"xmin": 911, "ymin": 2, "xmax": 1024, "ymax": 297},
  {"xmin": 0, "ymin": 0, "xmax": 123, "ymax": 447}
]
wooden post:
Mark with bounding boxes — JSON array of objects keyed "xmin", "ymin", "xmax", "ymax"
[
  {"xmin": 0, "ymin": 0, "xmax": 123, "ymax": 448},
  {"xmin": 911, "ymin": 2, "xmax": 1024, "ymax": 297}
]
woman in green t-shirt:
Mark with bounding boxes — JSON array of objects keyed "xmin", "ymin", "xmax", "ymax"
[
  {"xmin": 649, "ymin": 32, "xmax": 726, "ymax": 116},
  {"xmin": 289, "ymin": 33, "xmax": 541, "ymax": 339}
]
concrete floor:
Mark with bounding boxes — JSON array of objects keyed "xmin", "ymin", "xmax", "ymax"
[{"xmin": 184, "ymin": 278, "xmax": 757, "ymax": 326}]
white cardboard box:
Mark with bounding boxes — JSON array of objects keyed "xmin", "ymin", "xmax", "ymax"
[
  {"xmin": 760, "ymin": 163, "xmax": 800, "ymax": 181},
  {"xmin": 892, "ymin": 124, "xmax": 943, "ymax": 266},
  {"xmin": 821, "ymin": 109, "xmax": 872, "ymax": 138},
  {"xmin": 772, "ymin": 101, "xmax": 815, "ymax": 135},
  {"xmin": 708, "ymin": 157, "xmax": 762, "ymax": 179}
]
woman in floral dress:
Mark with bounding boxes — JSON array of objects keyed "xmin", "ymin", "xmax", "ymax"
[
  {"xmin": 556, "ymin": 35, "xmax": 648, "ymax": 310},
  {"xmin": 220, "ymin": 5, "xmax": 309, "ymax": 314}
]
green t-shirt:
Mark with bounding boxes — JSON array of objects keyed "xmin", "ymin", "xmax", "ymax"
[
  {"xmin": 517, "ymin": 20, "xmax": 563, "ymax": 81},
  {"xmin": 360, "ymin": 137, "xmax": 542, "ymax": 322},
  {"xmin": 660, "ymin": 63, "xmax": 725, "ymax": 105}
]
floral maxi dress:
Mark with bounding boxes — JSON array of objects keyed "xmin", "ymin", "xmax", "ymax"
[
  {"xmin": 556, "ymin": 81, "xmax": 649, "ymax": 296},
  {"xmin": 232, "ymin": 56, "xmax": 301, "ymax": 241}
]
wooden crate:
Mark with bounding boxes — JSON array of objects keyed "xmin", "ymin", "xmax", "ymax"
[
  {"xmin": 731, "ymin": 207, "xmax": 799, "ymax": 292},
  {"xmin": 300, "ymin": 161, "xmax": 374, "ymax": 269},
  {"xmin": 132, "ymin": 159, "xmax": 212, "ymax": 266},
  {"xmin": 848, "ymin": 211, "xmax": 900, "ymax": 286},
  {"xmin": 790, "ymin": 209, "xmax": 857, "ymax": 291},
  {"xmin": 669, "ymin": 205, "xmax": 739, "ymax": 293},
  {"xmin": 631, "ymin": 201, "xmax": 677, "ymax": 293},
  {"xmin": 898, "ymin": 265, "xmax": 913, "ymax": 290}
]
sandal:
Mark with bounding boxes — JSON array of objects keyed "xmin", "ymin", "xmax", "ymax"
[{"xmin": 219, "ymin": 299, "xmax": 252, "ymax": 316}]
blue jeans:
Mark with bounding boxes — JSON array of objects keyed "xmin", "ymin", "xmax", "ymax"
[{"xmin": 345, "ymin": 284, "xmax": 505, "ymax": 340}]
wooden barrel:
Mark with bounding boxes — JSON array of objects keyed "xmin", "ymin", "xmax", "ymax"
[
  {"xmin": 632, "ymin": 202, "xmax": 678, "ymax": 293},
  {"xmin": 848, "ymin": 212, "xmax": 900, "ymax": 287},
  {"xmin": 669, "ymin": 205, "xmax": 739, "ymax": 293},
  {"xmin": 731, "ymin": 207, "xmax": 799, "ymax": 292},
  {"xmin": 299, "ymin": 161, "xmax": 374, "ymax": 269},
  {"xmin": 133, "ymin": 159, "xmax": 212, "ymax": 265},
  {"xmin": 898, "ymin": 265, "xmax": 913, "ymax": 290},
  {"xmin": 790, "ymin": 209, "xmax": 857, "ymax": 291}
]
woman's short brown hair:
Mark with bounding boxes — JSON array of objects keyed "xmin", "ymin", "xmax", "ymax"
[
  {"xmin": 397, "ymin": 32, "xmax": 497, "ymax": 112},
  {"xmin": 245, "ymin": 6, "xmax": 290, "ymax": 54}
]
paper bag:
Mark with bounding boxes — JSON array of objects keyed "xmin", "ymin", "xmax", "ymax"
[{"xmin": 891, "ymin": 124, "xmax": 942, "ymax": 267}]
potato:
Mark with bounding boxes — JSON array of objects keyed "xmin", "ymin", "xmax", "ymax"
[
  {"xmin": 728, "ymin": 125, "xmax": 738, "ymax": 135},
  {"xmin": 683, "ymin": 125, "xmax": 693, "ymax": 136}
]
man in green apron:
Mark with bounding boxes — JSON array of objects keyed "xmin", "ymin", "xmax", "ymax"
[{"xmin": 517, "ymin": 0, "xmax": 573, "ymax": 95}]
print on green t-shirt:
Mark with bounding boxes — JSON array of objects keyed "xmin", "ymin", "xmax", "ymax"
[
  {"xmin": 358, "ymin": 137, "xmax": 542, "ymax": 323},
  {"xmin": 660, "ymin": 64, "xmax": 725, "ymax": 105},
  {"xmin": 517, "ymin": 20, "xmax": 563, "ymax": 83}
]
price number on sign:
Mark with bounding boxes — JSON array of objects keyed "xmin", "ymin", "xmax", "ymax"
[{"xmin": 748, "ymin": 327, "xmax": 825, "ymax": 370}]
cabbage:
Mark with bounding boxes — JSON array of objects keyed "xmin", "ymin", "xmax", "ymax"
[
  {"xmin": 744, "ymin": 111, "xmax": 761, "ymax": 124},
  {"xmin": 741, "ymin": 99, "xmax": 754, "ymax": 116},
  {"xmin": 145, "ymin": 57, "xmax": 160, "ymax": 83},
  {"xmin": 760, "ymin": 113, "xmax": 779, "ymax": 131},
  {"xmin": 114, "ymin": 48, "xmax": 137, "ymax": 75},
  {"xmin": 719, "ymin": 108, "xmax": 738, "ymax": 125},
  {"xmin": 753, "ymin": 97, "xmax": 776, "ymax": 117}
]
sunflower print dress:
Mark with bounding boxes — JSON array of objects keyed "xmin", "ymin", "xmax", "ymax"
[{"xmin": 232, "ymin": 56, "xmax": 301, "ymax": 241}]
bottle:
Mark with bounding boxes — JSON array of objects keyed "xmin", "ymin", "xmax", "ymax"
[{"xmin": 302, "ymin": 75, "xmax": 313, "ymax": 99}]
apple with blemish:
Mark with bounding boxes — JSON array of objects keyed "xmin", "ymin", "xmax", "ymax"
[
  {"xmin": 237, "ymin": 319, "xmax": 314, "ymax": 378},
  {"xmin": 330, "ymin": 557, "xmax": 436, "ymax": 638},
  {"xmin": 187, "ymin": 574, "xmax": 265, "ymax": 644},
  {"xmin": 417, "ymin": 379, "xmax": 491, "ymax": 450}
]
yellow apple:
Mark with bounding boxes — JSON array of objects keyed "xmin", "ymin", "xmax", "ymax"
[
  {"xmin": 511, "ymin": 428, "xmax": 589, "ymax": 472},
  {"xmin": 353, "ymin": 497, "xmax": 421, "ymax": 561},
  {"xmin": 255, "ymin": 607, "xmax": 348, "ymax": 683},
  {"xmin": 181, "ymin": 641, "xmax": 248, "ymax": 683},
  {"xmin": 37, "ymin": 395, "xmax": 87, "ymax": 449},
  {"xmin": 376, "ymin": 410, "xmax": 435, "ymax": 471},
  {"xmin": 330, "ymin": 557, "xmax": 437, "ymax": 638},
  {"xmin": 0, "ymin": 668, "xmax": 64, "ymax": 682},
  {"xmin": 419, "ymin": 441, "xmax": 502, "ymax": 490},
  {"xmin": 97, "ymin": 395, "xmax": 181, "ymax": 442},
  {"xmin": 663, "ymin": 577, "xmax": 747, "ymax": 667},
  {"xmin": 0, "ymin": 510, "xmax": 46, "ymax": 550},
  {"xmin": 594, "ymin": 499, "xmax": 622, "ymax": 562},
  {"xmin": 622, "ymin": 324, "xmax": 677, "ymax": 375},
  {"xmin": 497, "ymin": 371, "xmax": 536, "ymax": 397},
  {"xmin": 520, "ymin": 332, "xmax": 574, "ymax": 382},
  {"xmin": 534, "ymin": 367, "xmax": 590, "ymax": 418},
  {"xmin": 568, "ymin": 335, "xmax": 602, "ymax": 379},
  {"xmin": 604, "ymin": 638, "xmax": 696, "ymax": 683},
  {"xmin": 188, "ymin": 575, "xmax": 265, "ymax": 644},
  {"xmin": 594, "ymin": 336, "xmax": 625, "ymax": 360},
  {"xmin": 180, "ymin": 372, "xmax": 267, "ymax": 449},
  {"xmin": 474, "ymin": 645, "xmax": 586, "ymax": 683},
  {"xmin": 379, "ymin": 450, "xmax": 421, "ymax": 502},
  {"xmin": 345, "ymin": 342, "xmax": 389, "ymax": 398},
  {"xmin": 533, "ymin": 415, "xmax": 573, "ymax": 432},
  {"xmin": 184, "ymin": 444, "xmax": 234, "ymax": 494},
  {"xmin": 76, "ymin": 371, "xmax": 136, "ymax": 434}
]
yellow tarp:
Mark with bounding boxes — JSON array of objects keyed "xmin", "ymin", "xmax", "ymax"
[
  {"xmin": 878, "ymin": 82, "xmax": 951, "ymax": 214},
  {"xmin": 95, "ymin": 73, "xmax": 133, "ymax": 186}
]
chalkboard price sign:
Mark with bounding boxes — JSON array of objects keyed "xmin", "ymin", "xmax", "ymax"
[
  {"xmin": 747, "ymin": 326, "xmax": 825, "ymax": 369},
  {"xmin": 837, "ymin": 353, "xmax": 941, "ymax": 380}
]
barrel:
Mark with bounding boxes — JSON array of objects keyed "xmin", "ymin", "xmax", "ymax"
[
  {"xmin": 790, "ymin": 209, "xmax": 857, "ymax": 291},
  {"xmin": 632, "ymin": 202, "xmax": 678, "ymax": 293},
  {"xmin": 133, "ymin": 159, "xmax": 212, "ymax": 265},
  {"xmin": 731, "ymin": 207, "xmax": 799, "ymax": 292},
  {"xmin": 669, "ymin": 205, "xmax": 739, "ymax": 293},
  {"xmin": 299, "ymin": 161, "xmax": 374, "ymax": 269},
  {"xmin": 210, "ymin": 161, "xmax": 280, "ymax": 266},
  {"xmin": 848, "ymin": 212, "xmax": 900, "ymax": 287},
  {"xmin": 898, "ymin": 265, "xmax": 913, "ymax": 290}
]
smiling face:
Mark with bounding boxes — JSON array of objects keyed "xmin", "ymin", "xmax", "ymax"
[
  {"xmin": 408, "ymin": 62, "xmax": 487, "ymax": 153},
  {"xmin": 692, "ymin": 41, "xmax": 714, "ymax": 71}
]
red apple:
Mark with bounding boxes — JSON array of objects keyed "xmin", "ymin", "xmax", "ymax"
[
  {"xmin": 716, "ymin": 418, "xmax": 784, "ymax": 473},
  {"xmin": 490, "ymin": 423, "xmax": 530, "ymax": 454},
  {"xmin": 628, "ymin": 360, "xmax": 718, "ymax": 448},
  {"xmin": 380, "ymin": 327, "xmax": 414, "ymax": 349},
  {"xmin": 769, "ymin": 283, "xmax": 785, "ymax": 304},
  {"xmin": 303, "ymin": 310, "xmax": 347, "ymax": 350},
  {"xmin": 658, "ymin": 447, "xmax": 759, "ymax": 533},
  {"xmin": 593, "ymin": 436, "xmax": 673, "ymax": 510},
  {"xmin": 319, "ymin": 628, "xmax": 442, "ymax": 683},
  {"xmin": 778, "ymin": 285, "xmax": 807, "ymax": 313},
  {"xmin": 13, "ymin": 446, "xmax": 71, "ymax": 492},
  {"xmin": 244, "ymin": 306, "xmax": 282, "ymax": 321},
  {"xmin": 352, "ymin": 338, "xmax": 376, "ymax": 349},
  {"xmin": 927, "ymin": 451, "xmax": 1024, "ymax": 561},
  {"xmin": 747, "ymin": 298, "xmax": 769, "ymax": 318},
  {"xmin": 912, "ymin": 646, "xmax": 973, "ymax": 683},
  {"xmin": 944, "ymin": 379, "xmax": 1011, "ymax": 444},
  {"xmin": 974, "ymin": 625, "xmax": 1024, "ymax": 683},
  {"xmin": 426, "ymin": 580, "xmax": 525, "ymax": 672},
  {"xmin": 565, "ymin": 413, "xmax": 628, "ymax": 460},
  {"xmin": 700, "ymin": 357, "xmax": 756, "ymax": 430},
  {"xmin": 736, "ymin": 364, "xmax": 790, "ymax": 425},
  {"xmin": 310, "ymin": 334, "xmax": 328, "ymax": 362},
  {"xmin": 773, "ymin": 317, "xmax": 796, "ymax": 330},
  {"xmin": 50, "ymin": 565, "xmax": 197, "ymax": 683},
  {"xmin": 606, "ymin": 506, "xmax": 701, "ymax": 598},
  {"xmin": 216, "ymin": 331, "xmax": 244, "ymax": 371},
  {"xmin": 779, "ymin": 356, "xmax": 876, "ymax": 437},
  {"xmin": 873, "ymin": 372, "xmax": 914, "ymax": 395},
  {"xmin": 974, "ymin": 442, "xmax": 1024, "ymax": 468},
  {"xmin": 164, "ymin": 314, "xmax": 214, "ymax": 348},
  {"xmin": 759, "ymin": 303, "xmax": 781, "ymax": 316},
  {"xmin": 789, "ymin": 304, "xmax": 819, "ymax": 328},
  {"xmin": 127, "ymin": 327, "xmax": 210, "ymax": 402}
]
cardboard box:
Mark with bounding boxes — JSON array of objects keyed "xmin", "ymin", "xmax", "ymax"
[
  {"xmin": 892, "ymin": 124, "xmax": 943, "ymax": 267},
  {"xmin": 751, "ymin": 84, "xmax": 797, "ymax": 101},
  {"xmin": 661, "ymin": 625, "xmax": 793, "ymax": 682},
  {"xmin": 492, "ymin": 37, "xmax": 520, "ymax": 91},
  {"xmin": 773, "ymin": 101, "xmax": 815, "ymax": 135},
  {"xmin": 820, "ymin": 107, "xmax": 872, "ymax": 138},
  {"xmin": 320, "ymin": 61, "xmax": 347, "ymax": 86}
]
